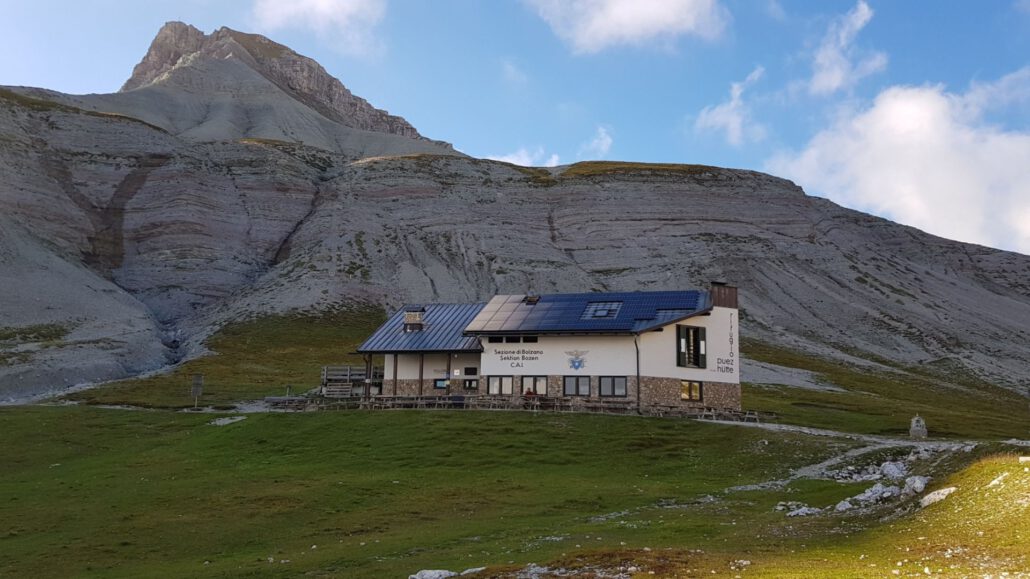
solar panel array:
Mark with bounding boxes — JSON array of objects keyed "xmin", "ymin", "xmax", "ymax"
[{"xmin": 463, "ymin": 290, "xmax": 709, "ymax": 335}]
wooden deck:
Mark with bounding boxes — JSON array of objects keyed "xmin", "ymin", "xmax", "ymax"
[{"xmin": 306, "ymin": 393, "xmax": 775, "ymax": 422}]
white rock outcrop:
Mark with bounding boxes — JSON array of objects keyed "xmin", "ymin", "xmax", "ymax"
[{"xmin": 919, "ymin": 486, "xmax": 957, "ymax": 508}]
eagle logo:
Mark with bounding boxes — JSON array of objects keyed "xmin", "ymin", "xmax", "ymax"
[{"xmin": 565, "ymin": 350, "xmax": 588, "ymax": 370}]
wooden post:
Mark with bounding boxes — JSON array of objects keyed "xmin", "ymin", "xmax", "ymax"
[
  {"xmin": 363, "ymin": 353, "xmax": 372, "ymax": 397},
  {"xmin": 446, "ymin": 353, "xmax": 453, "ymax": 395},
  {"xmin": 418, "ymin": 353, "xmax": 424, "ymax": 396},
  {"xmin": 392, "ymin": 353, "xmax": 398, "ymax": 396},
  {"xmin": 191, "ymin": 373, "xmax": 203, "ymax": 408}
]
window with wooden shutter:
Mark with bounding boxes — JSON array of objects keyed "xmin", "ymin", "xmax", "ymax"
[{"xmin": 676, "ymin": 325, "xmax": 706, "ymax": 368}]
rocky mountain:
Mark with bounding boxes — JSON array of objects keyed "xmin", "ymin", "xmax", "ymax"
[
  {"xmin": 2, "ymin": 23, "xmax": 1029, "ymax": 403},
  {"xmin": 15, "ymin": 22, "xmax": 455, "ymax": 159}
]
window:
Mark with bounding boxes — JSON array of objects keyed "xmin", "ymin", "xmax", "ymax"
[
  {"xmin": 488, "ymin": 336, "xmax": 503, "ymax": 343},
  {"xmin": 433, "ymin": 379, "xmax": 448, "ymax": 390},
  {"xmin": 522, "ymin": 336, "xmax": 538, "ymax": 343},
  {"xmin": 504, "ymin": 336, "xmax": 521, "ymax": 343},
  {"xmin": 582, "ymin": 301, "xmax": 623, "ymax": 319},
  {"xmin": 521, "ymin": 376, "xmax": 547, "ymax": 395},
  {"xmin": 681, "ymin": 381, "xmax": 703, "ymax": 401},
  {"xmin": 463, "ymin": 379, "xmax": 479, "ymax": 390},
  {"xmin": 676, "ymin": 325, "xmax": 707, "ymax": 368},
  {"xmin": 563, "ymin": 376, "xmax": 590, "ymax": 396},
  {"xmin": 464, "ymin": 367, "xmax": 478, "ymax": 376},
  {"xmin": 487, "ymin": 376, "xmax": 513, "ymax": 395},
  {"xmin": 599, "ymin": 376, "xmax": 627, "ymax": 397}
]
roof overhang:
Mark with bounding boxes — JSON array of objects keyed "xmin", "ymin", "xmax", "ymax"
[
  {"xmin": 465, "ymin": 329, "xmax": 637, "ymax": 337},
  {"xmin": 632, "ymin": 304, "xmax": 714, "ymax": 333},
  {"xmin": 356, "ymin": 347, "xmax": 484, "ymax": 355}
]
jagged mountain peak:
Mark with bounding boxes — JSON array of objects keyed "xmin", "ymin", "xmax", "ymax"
[
  {"xmin": 120, "ymin": 22, "xmax": 206, "ymax": 92},
  {"xmin": 119, "ymin": 21, "xmax": 428, "ymax": 142}
]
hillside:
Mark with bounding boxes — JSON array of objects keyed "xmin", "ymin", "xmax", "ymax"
[
  {"xmin": 2, "ymin": 22, "xmax": 1030, "ymax": 403},
  {"xmin": 1, "ymin": 406, "xmax": 1025, "ymax": 577}
]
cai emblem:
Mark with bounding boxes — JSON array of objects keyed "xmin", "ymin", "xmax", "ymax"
[{"xmin": 565, "ymin": 350, "xmax": 588, "ymax": 370}]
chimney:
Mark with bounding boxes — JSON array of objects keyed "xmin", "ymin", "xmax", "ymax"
[
  {"xmin": 403, "ymin": 305, "xmax": 426, "ymax": 332},
  {"xmin": 710, "ymin": 281, "xmax": 738, "ymax": 309}
]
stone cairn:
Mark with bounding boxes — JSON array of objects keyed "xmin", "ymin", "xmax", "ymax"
[{"xmin": 909, "ymin": 415, "xmax": 928, "ymax": 439}]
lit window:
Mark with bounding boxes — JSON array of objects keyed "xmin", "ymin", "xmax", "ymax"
[
  {"xmin": 680, "ymin": 381, "xmax": 703, "ymax": 401},
  {"xmin": 463, "ymin": 379, "xmax": 479, "ymax": 390}
]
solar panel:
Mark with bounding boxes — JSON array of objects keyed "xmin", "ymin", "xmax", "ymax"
[{"xmin": 460, "ymin": 290, "xmax": 709, "ymax": 335}]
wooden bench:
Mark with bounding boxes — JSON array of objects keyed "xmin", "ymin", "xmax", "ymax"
[
  {"xmin": 264, "ymin": 396, "xmax": 310, "ymax": 411},
  {"xmin": 322, "ymin": 383, "xmax": 356, "ymax": 398}
]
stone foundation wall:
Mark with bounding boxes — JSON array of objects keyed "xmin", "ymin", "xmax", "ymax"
[
  {"xmin": 699, "ymin": 381, "xmax": 740, "ymax": 410},
  {"xmin": 390, "ymin": 375, "xmax": 739, "ymax": 410},
  {"xmin": 535, "ymin": 375, "xmax": 639, "ymax": 401},
  {"xmin": 638, "ymin": 377, "xmax": 682, "ymax": 406},
  {"xmin": 637, "ymin": 377, "xmax": 740, "ymax": 410},
  {"xmin": 391, "ymin": 379, "xmax": 421, "ymax": 396}
]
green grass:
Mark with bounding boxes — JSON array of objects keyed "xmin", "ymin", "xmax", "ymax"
[
  {"xmin": 0, "ymin": 87, "xmax": 168, "ymax": 132},
  {"xmin": 741, "ymin": 340, "xmax": 1030, "ymax": 439},
  {"xmin": 738, "ymin": 454, "xmax": 1030, "ymax": 577},
  {"xmin": 62, "ymin": 307, "xmax": 384, "ymax": 408},
  {"xmin": 0, "ymin": 323, "xmax": 70, "ymax": 366},
  {"xmin": 0, "ymin": 323, "xmax": 69, "ymax": 344},
  {"xmin": 0, "ymin": 406, "xmax": 856, "ymax": 578},
  {"xmin": 560, "ymin": 161, "xmax": 721, "ymax": 178},
  {"xmin": 485, "ymin": 452, "xmax": 1028, "ymax": 578}
]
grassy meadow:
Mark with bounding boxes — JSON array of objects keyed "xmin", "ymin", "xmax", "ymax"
[
  {"xmin": 2, "ymin": 310, "xmax": 1025, "ymax": 577},
  {"xmin": 62, "ymin": 308, "xmax": 385, "ymax": 408},
  {"xmin": 1, "ymin": 406, "xmax": 1025, "ymax": 577},
  {"xmin": 1, "ymin": 406, "xmax": 855, "ymax": 578},
  {"xmin": 741, "ymin": 340, "xmax": 1030, "ymax": 440}
]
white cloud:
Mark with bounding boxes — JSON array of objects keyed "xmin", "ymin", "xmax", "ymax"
[
  {"xmin": 525, "ymin": 0, "xmax": 730, "ymax": 54},
  {"xmin": 808, "ymin": 0, "xmax": 887, "ymax": 96},
  {"xmin": 695, "ymin": 66, "xmax": 767, "ymax": 146},
  {"xmin": 579, "ymin": 126, "xmax": 613, "ymax": 158},
  {"xmin": 251, "ymin": 0, "xmax": 386, "ymax": 55},
  {"xmin": 768, "ymin": 67, "xmax": 1030, "ymax": 254},
  {"xmin": 502, "ymin": 61, "xmax": 528, "ymax": 86},
  {"xmin": 765, "ymin": 0, "xmax": 786, "ymax": 21},
  {"xmin": 487, "ymin": 147, "xmax": 561, "ymax": 167}
]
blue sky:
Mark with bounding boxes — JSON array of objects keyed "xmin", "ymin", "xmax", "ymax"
[{"xmin": 2, "ymin": 0, "xmax": 1029, "ymax": 254}]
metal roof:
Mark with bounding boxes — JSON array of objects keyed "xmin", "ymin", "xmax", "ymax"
[
  {"xmin": 357, "ymin": 303, "xmax": 485, "ymax": 353},
  {"xmin": 463, "ymin": 290, "xmax": 711, "ymax": 335}
]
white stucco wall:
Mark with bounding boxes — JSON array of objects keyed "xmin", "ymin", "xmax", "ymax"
[
  {"xmin": 384, "ymin": 352, "xmax": 482, "ymax": 380},
  {"xmin": 638, "ymin": 306, "xmax": 739, "ymax": 383},
  {"xmin": 479, "ymin": 335, "xmax": 637, "ymax": 377},
  {"xmin": 478, "ymin": 306, "xmax": 738, "ymax": 383},
  {"xmin": 383, "ymin": 306, "xmax": 738, "ymax": 384}
]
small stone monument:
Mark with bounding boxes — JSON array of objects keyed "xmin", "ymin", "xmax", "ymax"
[{"xmin": 909, "ymin": 415, "xmax": 927, "ymax": 439}]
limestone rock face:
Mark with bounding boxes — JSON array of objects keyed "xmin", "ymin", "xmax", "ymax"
[
  {"xmin": 1, "ymin": 22, "xmax": 1030, "ymax": 401},
  {"xmin": 120, "ymin": 21, "xmax": 207, "ymax": 92},
  {"xmin": 0, "ymin": 215, "xmax": 169, "ymax": 402},
  {"xmin": 121, "ymin": 21, "xmax": 427, "ymax": 140},
  {"xmin": 16, "ymin": 23, "xmax": 456, "ymax": 159}
]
